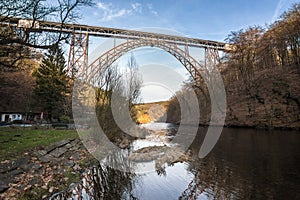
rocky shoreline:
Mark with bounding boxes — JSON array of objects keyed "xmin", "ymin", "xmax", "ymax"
[{"xmin": 0, "ymin": 138, "xmax": 98, "ymax": 200}]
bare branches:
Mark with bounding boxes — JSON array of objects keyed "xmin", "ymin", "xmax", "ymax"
[
  {"xmin": 0, "ymin": 0, "xmax": 94, "ymax": 69},
  {"xmin": 124, "ymin": 53, "xmax": 142, "ymax": 104},
  {"xmin": 225, "ymin": 3, "xmax": 300, "ymax": 85}
]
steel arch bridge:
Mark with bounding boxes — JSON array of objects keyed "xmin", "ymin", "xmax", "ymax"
[
  {"xmin": 0, "ymin": 17, "xmax": 231, "ymax": 84},
  {"xmin": 83, "ymin": 39, "xmax": 214, "ymax": 85}
]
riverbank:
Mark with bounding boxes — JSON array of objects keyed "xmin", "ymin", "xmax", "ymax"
[
  {"xmin": 0, "ymin": 128, "xmax": 98, "ymax": 200},
  {"xmin": 0, "ymin": 125, "xmax": 152, "ymax": 199}
]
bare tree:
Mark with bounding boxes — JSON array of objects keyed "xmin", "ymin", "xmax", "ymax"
[
  {"xmin": 225, "ymin": 26, "xmax": 264, "ymax": 85},
  {"xmin": 271, "ymin": 3, "xmax": 300, "ymax": 67},
  {"xmin": 95, "ymin": 64, "xmax": 122, "ymax": 109},
  {"xmin": 95, "ymin": 53, "xmax": 143, "ymax": 132},
  {"xmin": 124, "ymin": 53, "xmax": 142, "ymax": 105},
  {"xmin": 0, "ymin": 0, "xmax": 94, "ymax": 69}
]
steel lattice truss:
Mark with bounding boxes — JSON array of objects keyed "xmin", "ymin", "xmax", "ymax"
[
  {"xmin": 0, "ymin": 17, "xmax": 230, "ymax": 84},
  {"xmin": 82, "ymin": 38, "xmax": 216, "ymax": 85},
  {"xmin": 0, "ymin": 16, "xmax": 227, "ymax": 49}
]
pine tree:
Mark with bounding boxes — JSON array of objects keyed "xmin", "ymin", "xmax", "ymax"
[{"xmin": 33, "ymin": 44, "xmax": 69, "ymax": 121}]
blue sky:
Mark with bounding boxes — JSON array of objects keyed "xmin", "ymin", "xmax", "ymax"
[
  {"xmin": 79, "ymin": 0, "xmax": 298, "ymax": 41},
  {"xmin": 80, "ymin": 0, "xmax": 299, "ymax": 102}
]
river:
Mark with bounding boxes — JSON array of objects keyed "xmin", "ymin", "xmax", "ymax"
[{"xmin": 51, "ymin": 123, "xmax": 300, "ymax": 200}]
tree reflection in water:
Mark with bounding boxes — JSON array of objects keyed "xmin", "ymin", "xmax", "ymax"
[
  {"xmin": 50, "ymin": 164, "xmax": 137, "ymax": 199},
  {"xmin": 50, "ymin": 149, "xmax": 139, "ymax": 200},
  {"xmin": 180, "ymin": 128, "xmax": 300, "ymax": 200},
  {"xmin": 50, "ymin": 127, "xmax": 300, "ymax": 200}
]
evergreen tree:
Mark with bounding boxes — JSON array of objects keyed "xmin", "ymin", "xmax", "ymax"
[{"xmin": 33, "ymin": 44, "xmax": 70, "ymax": 121}]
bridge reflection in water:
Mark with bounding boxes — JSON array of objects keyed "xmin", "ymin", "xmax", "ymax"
[{"xmin": 50, "ymin": 125, "xmax": 300, "ymax": 200}]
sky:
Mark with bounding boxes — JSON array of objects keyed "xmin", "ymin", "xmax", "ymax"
[
  {"xmin": 77, "ymin": 0, "xmax": 299, "ymax": 103},
  {"xmin": 79, "ymin": 0, "xmax": 298, "ymax": 41}
]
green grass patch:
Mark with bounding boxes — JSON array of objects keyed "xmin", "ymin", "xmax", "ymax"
[{"xmin": 0, "ymin": 127, "xmax": 78, "ymax": 160}]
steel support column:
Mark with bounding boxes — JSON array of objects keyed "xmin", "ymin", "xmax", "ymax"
[
  {"xmin": 205, "ymin": 47, "xmax": 220, "ymax": 70},
  {"xmin": 67, "ymin": 32, "xmax": 89, "ymax": 77}
]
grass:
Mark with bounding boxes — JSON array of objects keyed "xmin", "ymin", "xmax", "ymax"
[
  {"xmin": 0, "ymin": 127, "xmax": 78, "ymax": 160},
  {"xmin": 64, "ymin": 169, "xmax": 81, "ymax": 188}
]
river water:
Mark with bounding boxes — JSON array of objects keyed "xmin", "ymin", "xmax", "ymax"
[{"xmin": 51, "ymin": 123, "xmax": 300, "ymax": 200}]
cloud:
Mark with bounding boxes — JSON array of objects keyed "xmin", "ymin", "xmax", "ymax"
[
  {"xmin": 272, "ymin": 0, "xmax": 298, "ymax": 22},
  {"xmin": 95, "ymin": 1, "xmax": 158, "ymax": 22},
  {"xmin": 105, "ymin": 9, "xmax": 132, "ymax": 21},
  {"xmin": 272, "ymin": 0, "xmax": 285, "ymax": 22},
  {"xmin": 151, "ymin": 10, "xmax": 158, "ymax": 16},
  {"xmin": 131, "ymin": 3, "xmax": 142, "ymax": 13},
  {"xmin": 147, "ymin": 3, "xmax": 153, "ymax": 10},
  {"xmin": 96, "ymin": 1, "xmax": 135, "ymax": 21},
  {"xmin": 147, "ymin": 3, "xmax": 158, "ymax": 16},
  {"xmin": 96, "ymin": 1, "xmax": 109, "ymax": 10}
]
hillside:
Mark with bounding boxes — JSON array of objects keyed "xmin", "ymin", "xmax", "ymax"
[
  {"xmin": 134, "ymin": 101, "xmax": 169, "ymax": 124},
  {"xmin": 225, "ymin": 67, "xmax": 300, "ymax": 129}
]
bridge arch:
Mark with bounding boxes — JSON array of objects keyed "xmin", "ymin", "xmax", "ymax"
[
  {"xmin": 80, "ymin": 39, "xmax": 209, "ymax": 85},
  {"xmin": 73, "ymin": 37, "xmax": 227, "ymax": 162}
]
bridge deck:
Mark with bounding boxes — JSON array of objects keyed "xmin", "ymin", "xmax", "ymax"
[{"xmin": 1, "ymin": 16, "xmax": 227, "ymax": 50}]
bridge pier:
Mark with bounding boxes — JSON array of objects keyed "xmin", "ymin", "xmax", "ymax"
[{"xmin": 67, "ymin": 33, "xmax": 89, "ymax": 78}]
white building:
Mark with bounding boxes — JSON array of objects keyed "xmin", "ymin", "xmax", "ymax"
[{"xmin": 1, "ymin": 113, "xmax": 23, "ymax": 122}]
